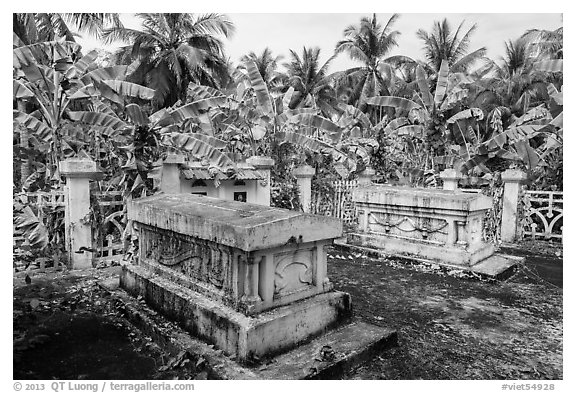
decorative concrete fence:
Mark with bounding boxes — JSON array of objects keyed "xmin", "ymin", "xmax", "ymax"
[
  {"xmin": 16, "ymin": 158, "xmax": 126, "ymax": 271},
  {"xmin": 522, "ymin": 190, "xmax": 563, "ymax": 241},
  {"xmin": 121, "ymin": 193, "xmax": 353, "ymax": 361}
]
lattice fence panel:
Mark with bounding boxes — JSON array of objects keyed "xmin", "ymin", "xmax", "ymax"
[{"xmin": 522, "ymin": 190, "xmax": 563, "ymax": 242}]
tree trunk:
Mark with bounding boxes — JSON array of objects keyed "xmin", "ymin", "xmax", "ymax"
[{"xmin": 17, "ymin": 101, "xmax": 31, "ymax": 191}]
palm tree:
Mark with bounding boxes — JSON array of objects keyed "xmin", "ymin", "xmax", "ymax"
[
  {"xmin": 284, "ymin": 46, "xmax": 338, "ymax": 116},
  {"xmin": 239, "ymin": 48, "xmax": 286, "ymax": 91},
  {"xmin": 13, "ymin": 13, "xmax": 122, "ymax": 45},
  {"xmin": 103, "ymin": 13, "xmax": 235, "ymax": 109},
  {"xmin": 335, "ymin": 13, "xmax": 403, "ymax": 110},
  {"xmin": 471, "ymin": 36, "xmax": 549, "ymax": 118},
  {"xmin": 416, "ymin": 18, "xmax": 487, "ymax": 73},
  {"xmin": 522, "ymin": 27, "xmax": 563, "ymax": 59}
]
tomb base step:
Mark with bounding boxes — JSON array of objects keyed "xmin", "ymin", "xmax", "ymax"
[
  {"xmin": 102, "ymin": 274, "xmax": 397, "ymax": 379},
  {"xmin": 120, "ymin": 263, "xmax": 353, "ymax": 362},
  {"xmin": 335, "ymin": 240, "xmax": 523, "ymax": 280},
  {"xmin": 346, "ymin": 232, "xmax": 495, "ymax": 266},
  {"xmin": 254, "ymin": 320, "xmax": 397, "ymax": 379}
]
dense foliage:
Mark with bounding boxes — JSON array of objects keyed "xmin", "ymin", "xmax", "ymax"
[{"xmin": 13, "ymin": 13, "xmax": 563, "ymax": 256}]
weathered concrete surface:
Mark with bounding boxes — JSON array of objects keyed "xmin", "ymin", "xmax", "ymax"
[
  {"xmin": 121, "ymin": 263, "xmax": 352, "ymax": 362},
  {"xmin": 161, "ymin": 155, "xmax": 274, "ymax": 206},
  {"xmin": 336, "ymin": 241, "xmax": 522, "ymax": 281},
  {"xmin": 122, "ymin": 193, "xmax": 396, "ymax": 366},
  {"xmin": 347, "ymin": 232, "xmax": 495, "ymax": 266},
  {"xmin": 107, "ymin": 273, "xmax": 395, "ymax": 379},
  {"xmin": 353, "ymin": 184, "xmax": 492, "ymax": 212},
  {"xmin": 129, "ymin": 194, "xmax": 343, "ymax": 252},
  {"xmin": 469, "ymin": 254, "xmax": 523, "ymax": 280},
  {"xmin": 350, "ymin": 184, "xmax": 512, "ymax": 270},
  {"xmin": 101, "ymin": 276, "xmax": 260, "ymax": 379},
  {"xmin": 501, "ymin": 169, "xmax": 527, "ymax": 242},
  {"xmin": 59, "ymin": 158, "xmax": 102, "ymax": 269},
  {"xmin": 256, "ymin": 321, "xmax": 397, "ymax": 379},
  {"xmin": 293, "ymin": 165, "xmax": 315, "ymax": 213}
]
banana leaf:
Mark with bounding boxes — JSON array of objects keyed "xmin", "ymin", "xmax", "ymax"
[
  {"xmin": 534, "ymin": 59, "xmax": 563, "ymax": 73},
  {"xmin": 275, "ymin": 131, "xmax": 355, "ymax": 172},
  {"xmin": 65, "ymin": 50, "xmax": 99, "ymax": 79},
  {"xmin": 366, "ymin": 96, "xmax": 421, "ymax": 112},
  {"xmin": 13, "ymin": 80, "xmax": 34, "ymax": 99},
  {"xmin": 125, "ymin": 104, "xmax": 149, "ymax": 126},
  {"xmin": 511, "ymin": 105, "xmax": 550, "ymax": 126},
  {"xmin": 433, "ymin": 60, "xmax": 449, "ymax": 107},
  {"xmin": 439, "ymin": 87, "xmax": 469, "ymax": 111},
  {"xmin": 340, "ymin": 104, "xmax": 373, "ymax": 129},
  {"xmin": 514, "ymin": 140, "xmax": 541, "ymax": 170},
  {"xmin": 81, "ymin": 65, "xmax": 132, "ymax": 85},
  {"xmin": 187, "ymin": 83, "xmax": 225, "ymax": 100},
  {"xmin": 282, "ymin": 87, "xmax": 295, "ymax": 111},
  {"xmin": 13, "ymin": 110, "xmax": 52, "ymax": 142},
  {"xmin": 246, "ymin": 60, "xmax": 273, "ymax": 114},
  {"xmin": 550, "ymin": 112, "xmax": 563, "ymax": 129},
  {"xmin": 149, "ymin": 109, "xmax": 174, "ymax": 128},
  {"xmin": 169, "ymin": 99, "xmax": 225, "ymax": 124},
  {"xmin": 100, "ymin": 80, "xmax": 155, "ymax": 101},
  {"xmin": 447, "ymin": 108, "xmax": 484, "ymax": 124},
  {"xmin": 397, "ymin": 125, "xmax": 425, "ymax": 137},
  {"xmin": 383, "ymin": 117, "xmax": 410, "ymax": 133},
  {"xmin": 14, "ymin": 205, "xmax": 49, "ymax": 250},
  {"xmin": 91, "ymin": 99, "xmax": 117, "ymax": 117},
  {"xmin": 69, "ymin": 84, "xmax": 99, "ymax": 100},
  {"xmin": 68, "ymin": 111, "xmax": 127, "ymax": 131},
  {"xmin": 415, "ymin": 65, "xmax": 433, "ymax": 108},
  {"xmin": 167, "ymin": 133, "xmax": 236, "ymax": 170},
  {"xmin": 275, "ymin": 108, "xmax": 317, "ymax": 125}
]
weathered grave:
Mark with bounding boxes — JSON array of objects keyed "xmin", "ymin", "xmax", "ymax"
[
  {"xmin": 160, "ymin": 154, "xmax": 274, "ymax": 206},
  {"xmin": 120, "ymin": 193, "xmax": 395, "ymax": 369},
  {"xmin": 348, "ymin": 184, "xmax": 520, "ymax": 278}
]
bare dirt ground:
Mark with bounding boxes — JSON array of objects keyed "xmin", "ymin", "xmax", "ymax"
[
  {"xmin": 13, "ymin": 241, "xmax": 562, "ymax": 380},
  {"xmin": 13, "ymin": 268, "xmax": 206, "ymax": 380},
  {"xmin": 329, "ymin": 243, "xmax": 563, "ymax": 380}
]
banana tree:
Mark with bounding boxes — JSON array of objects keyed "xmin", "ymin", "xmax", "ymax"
[
  {"xmin": 365, "ymin": 59, "xmax": 478, "ymax": 182},
  {"xmin": 180, "ymin": 62, "xmax": 364, "ymax": 174},
  {"xmin": 462, "ymin": 59, "xmax": 563, "ymax": 186},
  {"xmin": 13, "ymin": 38, "xmax": 144, "ymax": 190},
  {"xmin": 67, "ymin": 94, "xmax": 238, "ymax": 196}
]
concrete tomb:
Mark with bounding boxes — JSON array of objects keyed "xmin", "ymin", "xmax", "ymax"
[
  {"xmin": 120, "ymin": 194, "xmax": 357, "ymax": 362},
  {"xmin": 160, "ymin": 154, "xmax": 274, "ymax": 206},
  {"xmin": 348, "ymin": 184, "xmax": 520, "ymax": 277}
]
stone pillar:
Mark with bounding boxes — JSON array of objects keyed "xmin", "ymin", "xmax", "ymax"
[
  {"xmin": 358, "ymin": 167, "xmax": 376, "ymax": 186},
  {"xmin": 440, "ymin": 168, "xmax": 463, "ymax": 191},
  {"xmin": 59, "ymin": 158, "xmax": 102, "ymax": 270},
  {"xmin": 293, "ymin": 165, "xmax": 315, "ymax": 213},
  {"xmin": 501, "ymin": 169, "xmax": 527, "ymax": 243},
  {"xmin": 161, "ymin": 153, "xmax": 186, "ymax": 194},
  {"xmin": 241, "ymin": 255, "xmax": 262, "ymax": 312},
  {"xmin": 246, "ymin": 156, "xmax": 274, "ymax": 206},
  {"xmin": 315, "ymin": 240, "xmax": 332, "ymax": 291}
]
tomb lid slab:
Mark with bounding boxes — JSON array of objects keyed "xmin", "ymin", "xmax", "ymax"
[
  {"xmin": 129, "ymin": 194, "xmax": 343, "ymax": 252},
  {"xmin": 353, "ymin": 184, "xmax": 492, "ymax": 212}
]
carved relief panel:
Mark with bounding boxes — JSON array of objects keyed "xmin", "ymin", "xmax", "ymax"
[
  {"xmin": 273, "ymin": 248, "xmax": 315, "ymax": 299},
  {"xmin": 140, "ymin": 225, "xmax": 233, "ymax": 292},
  {"xmin": 367, "ymin": 211, "xmax": 448, "ymax": 243}
]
